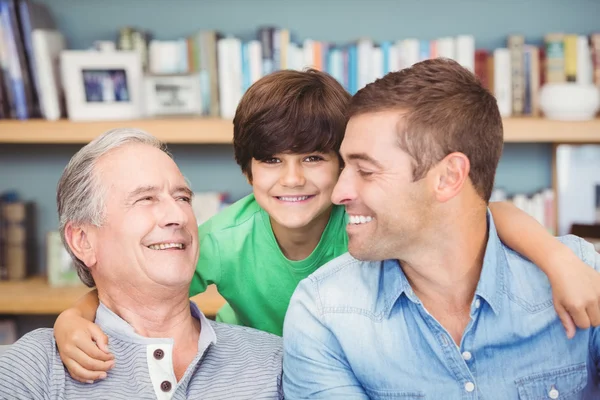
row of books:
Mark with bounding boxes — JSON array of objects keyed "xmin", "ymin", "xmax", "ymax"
[
  {"xmin": 0, "ymin": 191, "xmax": 36, "ymax": 281},
  {"xmin": 490, "ymin": 188, "xmax": 556, "ymax": 235},
  {"xmin": 2, "ymin": 1, "xmax": 600, "ymax": 121},
  {"xmin": 0, "ymin": 0, "xmax": 56, "ymax": 120},
  {"xmin": 131, "ymin": 27, "xmax": 600, "ymax": 120}
]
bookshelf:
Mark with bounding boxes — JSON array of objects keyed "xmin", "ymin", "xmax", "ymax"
[
  {"xmin": 0, "ymin": 277, "xmax": 226, "ymax": 316},
  {"xmin": 1, "ymin": 117, "xmax": 599, "ymax": 144}
]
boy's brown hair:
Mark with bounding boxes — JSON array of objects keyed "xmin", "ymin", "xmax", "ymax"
[
  {"xmin": 348, "ymin": 58, "xmax": 503, "ymax": 202},
  {"xmin": 233, "ymin": 69, "xmax": 351, "ymax": 180}
]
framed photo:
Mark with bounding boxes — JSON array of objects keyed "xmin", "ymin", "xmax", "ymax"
[
  {"xmin": 144, "ymin": 74, "xmax": 203, "ymax": 116},
  {"xmin": 61, "ymin": 50, "xmax": 143, "ymax": 121}
]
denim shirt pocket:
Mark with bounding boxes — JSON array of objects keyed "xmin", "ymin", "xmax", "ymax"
[
  {"xmin": 364, "ymin": 387, "xmax": 425, "ymax": 399},
  {"xmin": 515, "ymin": 363, "xmax": 587, "ymax": 400}
]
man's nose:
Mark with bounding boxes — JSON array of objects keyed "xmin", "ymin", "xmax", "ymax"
[{"xmin": 331, "ymin": 168, "xmax": 355, "ymax": 205}]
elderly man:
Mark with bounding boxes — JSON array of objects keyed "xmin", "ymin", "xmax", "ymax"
[
  {"xmin": 0, "ymin": 129, "xmax": 283, "ymax": 399},
  {"xmin": 282, "ymin": 59, "xmax": 600, "ymax": 398}
]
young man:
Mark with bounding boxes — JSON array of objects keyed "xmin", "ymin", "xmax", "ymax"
[
  {"xmin": 54, "ymin": 69, "xmax": 600, "ymax": 383},
  {"xmin": 282, "ymin": 59, "xmax": 600, "ymax": 398}
]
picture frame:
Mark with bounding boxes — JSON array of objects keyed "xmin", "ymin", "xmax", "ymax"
[
  {"xmin": 61, "ymin": 50, "xmax": 143, "ymax": 121},
  {"xmin": 143, "ymin": 74, "xmax": 203, "ymax": 116}
]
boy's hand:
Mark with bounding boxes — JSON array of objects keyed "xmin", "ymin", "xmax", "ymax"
[
  {"xmin": 54, "ymin": 308, "xmax": 115, "ymax": 383},
  {"xmin": 549, "ymin": 253, "xmax": 600, "ymax": 339}
]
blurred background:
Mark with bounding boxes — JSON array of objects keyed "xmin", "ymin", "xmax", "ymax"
[{"xmin": 0, "ymin": 0, "xmax": 599, "ymax": 342}]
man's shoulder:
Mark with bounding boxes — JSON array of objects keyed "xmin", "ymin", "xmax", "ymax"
[
  {"xmin": 1, "ymin": 328, "xmax": 55, "ymax": 360},
  {"xmin": 501, "ymin": 234, "xmax": 600, "ymax": 309},
  {"xmin": 199, "ymin": 194, "xmax": 262, "ymax": 237},
  {"xmin": 209, "ymin": 320, "xmax": 282, "ymax": 356},
  {"xmin": 295, "ymin": 253, "xmax": 390, "ymax": 316},
  {"xmin": 307, "ymin": 252, "xmax": 380, "ymax": 284}
]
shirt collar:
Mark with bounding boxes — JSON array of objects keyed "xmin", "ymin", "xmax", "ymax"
[
  {"xmin": 473, "ymin": 209, "xmax": 506, "ymax": 315},
  {"xmin": 384, "ymin": 209, "xmax": 506, "ymax": 317},
  {"xmin": 95, "ymin": 300, "xmax": 217, "ymax": 348}
]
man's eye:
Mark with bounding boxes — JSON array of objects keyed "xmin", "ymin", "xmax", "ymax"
[
  {"xmin": 357, "ymin": 170, "xmax": 373, "ymax": 177},
  {"xmin": 136, "ymin": 196, "xmax": 154, "ymax": 203},
  {"xmin": 178, "ymin": 196, "xmax": 192, "ymax": 203}
]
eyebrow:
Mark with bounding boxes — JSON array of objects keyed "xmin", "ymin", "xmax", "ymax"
[
  {"xmin": 345, "ymin": 153, "xmax": 384, "ymax": 169},
  {"xmin": 126, "ymin": 185, "xmax": 193, "ymax": 201}
]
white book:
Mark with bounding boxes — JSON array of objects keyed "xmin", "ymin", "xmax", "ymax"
[
  {"xmin": 372, "ymin": 46, "xmax": 384, "ymax": 81},
  {"xmin": 31, "ymin": 29, "xmax": 65, "ymax": 120},
  {"xmin": 247, "ymin": 40, "xmax": 263, "ymax": 85},
  {"xmin": 456, "ymin": 35, "xmax": 475, "ymax": 72},
  {"xmin": 302, "ymin": 39, "xmax": 314, "ymax": 69},
  {"xmin": 437, "ymin": 37, "xmax": 456, "ymax": 61},
  {"xmin": 493, "ymin": 48, "xmax": 512, "ymax": 117},
  {"xmin": 388, "ymin": 43, "xmax": 400, "ymax": 72},
  {"xmin": 576, "ymin": 35, "xmax": 594, "ymax": 85},
  {"xmin": 402, "ymin": 38, "xmax": 420, "ymax": 68},
  {"xmin": 217, "ymin": 37, "xmax": 242, "ymax": 119},
  {"xmin": 357, "ymin": 38, "xmax": 373, "ymax": 89}
]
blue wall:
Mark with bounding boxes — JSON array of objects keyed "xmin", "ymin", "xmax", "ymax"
[{"xmin": 4, "ymin": 0, "xmax": 598, "ymax": 272}]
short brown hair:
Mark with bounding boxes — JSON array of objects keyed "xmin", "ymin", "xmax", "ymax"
[
  {"xmin": 348, "ymin": 58, "xmax": 503, "ymax": 202},
  {"xmin": 233, "ymin": 69, "xmax": 351, "ymax": 179}
]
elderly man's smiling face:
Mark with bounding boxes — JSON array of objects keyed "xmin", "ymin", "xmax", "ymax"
[{"xmin": 86, "ymin": 143, "xmax": 199, "ymax": 290}]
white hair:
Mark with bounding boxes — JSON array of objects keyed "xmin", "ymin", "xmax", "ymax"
[{"xmin": 57, "ymin": 128, "xmax": 169, "ymax": 287}]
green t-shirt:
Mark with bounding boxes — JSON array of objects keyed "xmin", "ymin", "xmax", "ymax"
[{"xmin": 189, "ymin": 194, "xmax": 348, "ymax": 336}]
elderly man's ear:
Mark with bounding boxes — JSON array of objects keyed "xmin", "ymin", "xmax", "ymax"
[{"xmin": 64, "ymin": 222, "xmax": 97, "ymax": 268}]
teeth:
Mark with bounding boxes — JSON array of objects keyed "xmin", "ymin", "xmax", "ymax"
[
  {"xmin": 279, "ymin": 196, "xmax": 310, "ymax": 202},
  {"xmin": 349, "ymin": 215, "xmax": 373, "ymax": 225},
  {"xmin": 148, "ymin": 243, "xmax": 184, "ymax": 250}
]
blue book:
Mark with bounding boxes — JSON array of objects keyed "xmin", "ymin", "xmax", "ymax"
[
  {"xmin": 381, "ymin": 41, "xmax": 391, "ymax": 75},
  {"xmin": 348, "ymin": 44, "xmax": 358, "ymax": 94}
]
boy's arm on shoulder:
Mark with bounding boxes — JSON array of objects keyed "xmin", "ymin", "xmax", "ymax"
[
  {"xmin": 282, "ymin": 278, "xmax": 369, "ymax": 399},
  {"xmin": 190, "ymin": 231, "xmax": 222, "ymax": 296},
  {"xmin": 0, "ymin": 329, "xmax": 53, "ymax": 399}
]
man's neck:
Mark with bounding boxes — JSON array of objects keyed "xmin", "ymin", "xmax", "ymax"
[
  {"xmin": 271, "ymin": 206, "xmax": 332, "ymax": 261},
  {"xmin": 400, "ymin": 205, "xmax": 488, "ymax": 345},
  {"xmin": 98, "ymin": 284, "xmax": 200, "ymax": 380}
]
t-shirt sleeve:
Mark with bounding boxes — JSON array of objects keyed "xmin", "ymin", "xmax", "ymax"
[
  {"xmin": 0, "ymin": 329, "xmax": 53, "ymax": 399},
  {"xmin": 189, "ymin": 227, "xmax": 223, "ymax": 297}
]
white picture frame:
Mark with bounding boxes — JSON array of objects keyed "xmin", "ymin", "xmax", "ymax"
[
  {"xmin": 61, "ymin": 50, "xmax": 143, "ymax": 121},
  {"xmin": 143, "ymin": 74, "xmax": 203, "ymax": 117}
]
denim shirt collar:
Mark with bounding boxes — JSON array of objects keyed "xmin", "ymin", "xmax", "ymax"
[{"xmin": 384, "ymin": 209, "xmax": 505, "ymax": 317}]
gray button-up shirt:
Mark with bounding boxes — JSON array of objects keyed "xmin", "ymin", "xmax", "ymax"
[{"xmin": 0, "ymin": 301, "xmax": 283, "ymax": 399}]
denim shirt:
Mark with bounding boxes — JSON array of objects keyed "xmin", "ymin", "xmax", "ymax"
[{"xmin": 282, "ymin": 213, "xmax": 600, "ymax": 399}]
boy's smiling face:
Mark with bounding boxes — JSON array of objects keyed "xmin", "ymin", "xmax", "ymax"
[{"xmin": 250, "ymin": 151, "xmax": 340, "ymax": 232}]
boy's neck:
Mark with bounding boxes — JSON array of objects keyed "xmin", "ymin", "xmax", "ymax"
[{"xmin": 271, "ymin": 206, "xmax": 333, "ymax": 261}]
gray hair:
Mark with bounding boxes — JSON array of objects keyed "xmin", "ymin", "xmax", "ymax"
[{"xmin": 57, "ymin": 128, "xmax": 169, "ymax": 287}]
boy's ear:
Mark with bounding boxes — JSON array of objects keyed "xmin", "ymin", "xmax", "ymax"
[{"xmin": 63, "ymin": 222, "xmax": 97, "ymax": 269}]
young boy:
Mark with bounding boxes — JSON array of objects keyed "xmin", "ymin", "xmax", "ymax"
[{"xmin": 54, "ymin": 69, "xmax": 600, "ymax": 382}]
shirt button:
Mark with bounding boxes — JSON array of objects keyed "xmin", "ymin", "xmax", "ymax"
[
  {"xmin": 475, "ymin": 299, "xmax": 481, "ymax": 309},
  {"xmin": 160, "ymin": 381, "xmax": 172, "ymax": 392},
  {"xmin": 465, "ymin": 381, "xmax": 475, "ymax": 392},
  {"xmin": 153, "ymin": 349, "xmax": 164, "ymax": 360},
  {"xmin": 548, "ymin": 388, "xmax": 559, "ymax": 399},
  {"xmin": 462, "ymin": 351, "xmax": 472, "ymax": 361}
]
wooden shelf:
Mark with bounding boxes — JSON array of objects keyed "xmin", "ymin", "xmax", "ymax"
[
  {"xmin": 502, "ymin": 118, "xmax": 600, "ymax": 143},
  {"xmin": 0, "ymin": 277, "xmax": 226, "ymax": 316},
  {"xmin": 0, "ymin": 118, "xmax": 233, "ymax": 144},
  {"xmin": 0, "ymin": 117, "xmax": 599, "ymax": 144}
]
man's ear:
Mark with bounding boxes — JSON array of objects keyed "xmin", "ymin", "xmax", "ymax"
[
  {"xmin": 432, "ymin": 152, "xmax": 470, "ymax": 203},
  {"xmin": 64, "ymin": 222, "xmax": 97, "ymax": 268}
]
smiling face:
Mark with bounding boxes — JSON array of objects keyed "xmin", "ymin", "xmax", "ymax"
[
  {"xmin": 86, "ymin": 143, "xmax": 199, "ymax": 290},
  {"xmin": 332, "ymin": 111, "xmax": 434, "ymax": 261},
  {"xmin": 250, "ymin": 151, "xmax": 340, "ymax": 232}
]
